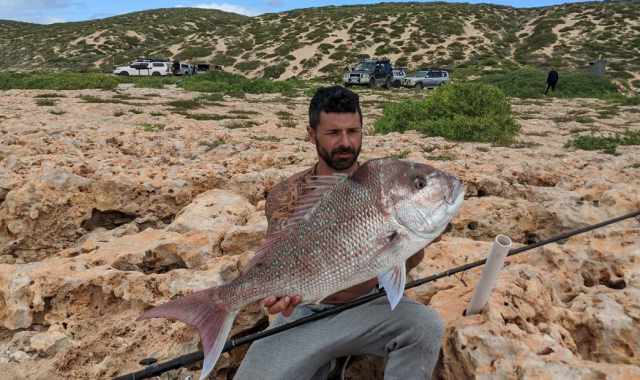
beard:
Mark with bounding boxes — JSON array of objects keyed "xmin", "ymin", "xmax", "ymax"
[{"xmin": 316, "ymin": 143, "xmax": 361, "ymax": 171}]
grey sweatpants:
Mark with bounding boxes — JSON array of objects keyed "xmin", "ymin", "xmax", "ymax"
[{"xmin": 233, "ymin": 295, "xmax": 444, "ymax": 380}]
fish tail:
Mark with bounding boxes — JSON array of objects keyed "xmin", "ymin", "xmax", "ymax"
[{"xmin": 138, "ymin": 287, "xmax": 237, "ymax": 380}]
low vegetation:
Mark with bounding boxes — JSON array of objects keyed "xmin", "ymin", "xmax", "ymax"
[
  {"xmin": 0, "ymin": 71, "xmax": 303, "ymax": 98},
  {"xmin": 566, "ymin": 130, "xmax": 640, "ymax": 155},
  {"xmin": 225, "ymin": 120, "xmax": 259, "ymax": 129},
  {"xmin": 0, "ymin": 72, "xmax": 122, "ymax": 90},
  {"xmin": 276, "ymin": 110, "xmax": 297, "ymax": 128},
  {"xmin": 138, "ymin": 123, "xmax": 165, "ymax": 132},
  {"xmin": 477, "ymin": 68, "xmax": 620, "ymax": 99},
  {"xmin": 166, "ymin": 99, "xmax": 204, "ymax": 111},
  {"xmin": 374, "ymin": 82, "xmax": 520, "ymax": 145},
  {"xmin": 35, "ymin": 98, "xmax": 57, "ymax": 106},
  {"xmin": 180, "ymin": 71, "xmax": 301, "ymax": 96}
]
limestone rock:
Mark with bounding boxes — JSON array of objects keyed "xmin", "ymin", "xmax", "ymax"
[
  {"xmin": 29, "ymin": 329, "xmax": 70, "ymax": 356},
  {"xmin": 220, "ymin": 212, "xmax": 268, "ymax": 256},
  {"xmin": 168, "ymin": 189, "xmax": 255, "ymax": 234}
]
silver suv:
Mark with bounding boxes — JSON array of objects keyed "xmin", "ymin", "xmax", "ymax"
[{"xmin": 402, "ymin": 69, "xmax": 450, "ymax": 89}]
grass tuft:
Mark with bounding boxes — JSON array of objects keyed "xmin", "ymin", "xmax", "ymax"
[
  {"xmin": 36, "ymin": 98, "xmax": 57, "ymax": 106},
  {"xmin": 566, "ymin": 129, "xmax": 640, "ymax": 154},
  {"xmin": 139, "ymin": 123, "xmax": 165, "ymax": 132}
]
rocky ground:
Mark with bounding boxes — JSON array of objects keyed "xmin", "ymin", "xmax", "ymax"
[{"xmin": 0, "ymin": 85, "xmax": 639, "ymax": 379}]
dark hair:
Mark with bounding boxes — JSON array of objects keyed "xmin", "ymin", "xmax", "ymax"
[{"xmin": 308, "ymin": 85, "xmax": 362, "ymax": 130}]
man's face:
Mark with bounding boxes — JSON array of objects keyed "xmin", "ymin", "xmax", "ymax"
[{"xmin": 308, "ymin": 111, "xmax": 362, "ymax": 171}]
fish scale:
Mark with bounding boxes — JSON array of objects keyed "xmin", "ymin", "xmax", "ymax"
[
  {"xmin": 138, "ymin": 158, "xmax": 465, "ymax": 380},
  {"xmin": 227, "ymin": 176, "xmax": 388, "ymax": 306}
]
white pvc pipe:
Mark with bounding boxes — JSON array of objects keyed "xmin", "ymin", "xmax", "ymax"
[{"xmin": 465, "ymin": 234, "xmax": 512, "ymax": 316}]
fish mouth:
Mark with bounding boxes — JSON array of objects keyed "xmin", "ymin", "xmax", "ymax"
[
  {"xmin": 445, "ymin": 177, "xmax": 464, "ymax": 205},
  {"xmin": 447, "ymin": 182, "xmax": 465, "ymax": 213}
]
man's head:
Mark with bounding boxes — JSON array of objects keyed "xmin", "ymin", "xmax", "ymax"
[{"xmin": 308, "ymin": 86, "xmax": 363, "ymax": 171}]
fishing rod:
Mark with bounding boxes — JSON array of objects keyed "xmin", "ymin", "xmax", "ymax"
[{"xmin": 114, "ymin": 209, "xmax": 640, "ymax": 380}]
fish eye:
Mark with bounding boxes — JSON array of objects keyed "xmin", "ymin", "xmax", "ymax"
[{"xmin": 413, "ymin": 176, "xmax": 427, "ymax": 190}]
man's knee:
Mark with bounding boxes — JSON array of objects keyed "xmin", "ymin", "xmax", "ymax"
[{"xmin": 395, "ymin": 302, "xmax": 444, "ymax": 343}]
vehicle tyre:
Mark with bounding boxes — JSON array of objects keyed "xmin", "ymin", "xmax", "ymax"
[
  {"xmin": 152, "ymin": 72, "xmax": 161, "ymax": 76},
  {"xmin": 383, "ymin": 77, "xmax": 391, "ymax": 89},
  {"xmin": 393, "ymin": 80, "xmax": 400, "ymax": 88},
  {"xmin": 119, "ymin": 72, "xmax": 129, "ymax": 76},
  {"xmin": 368, "ymin": 78, "xmax": 376, "ymax": 88},
  {"xmin": 416, "ymin": 82, "xmax": 423, "ymax": 90},
  {"xmin": 344, "ymin": 82, "xmax": 352, "ymax": 87}
]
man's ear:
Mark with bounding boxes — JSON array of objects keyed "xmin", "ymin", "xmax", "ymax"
[{"xmin": 307, "ymin": 127, "xmax": 317, "ymax": 145}]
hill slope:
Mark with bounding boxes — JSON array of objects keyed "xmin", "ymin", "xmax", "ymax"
[{"xmin": 1, "ymin": 2, "xmax": 639, "ymax": 86}]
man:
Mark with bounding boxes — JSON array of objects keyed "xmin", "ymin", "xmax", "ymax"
[
  {"xmin": 233, "ymin": 86, "xmax": 444, "ymax": 380},
  {"xmin": 545, "ymin": 68, "xmax": 559, "ymax": 95}
]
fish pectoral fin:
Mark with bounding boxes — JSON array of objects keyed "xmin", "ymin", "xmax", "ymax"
[{"xmin": 378, "ymin": 263, "xmax": 406, "ymax": 311}]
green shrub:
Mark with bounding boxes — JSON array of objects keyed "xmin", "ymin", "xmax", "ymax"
[
  {"xmin": 318, "ymin": 43, "xmax": 334, "ymax": 53},
  {"xmin": 166, "ymin": 99, "xmax": 204, "ymax": 110},
  {"xmin": 122, "ymin": 35, "xmax": 141, "ymax": 46},
  {"xmin": 374, "ymin": 82, "xmax": 520, "ymax": 145},
  {"xmin": 175, "ymin": 46, "xmax": 212, "ymax": 60},
  {"xmin": 262, "ymin": 63, "xmax": 288, "ymax": 79},
  {"xmin": 235, "ymin": 61, "xmax": 261, "ymax": 71},
  {"xmin": 211, "ymin": 54, "xmax": 236, "ymax": 67}
]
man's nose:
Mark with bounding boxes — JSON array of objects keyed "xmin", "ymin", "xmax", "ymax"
[{"xmin": 337, "ymin": 131, "xmax": 350, "ymax": 146}]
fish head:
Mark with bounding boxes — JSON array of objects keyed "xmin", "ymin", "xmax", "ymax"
[{"xmin": 377, "ymin": 159, "xmax": 464, "ymax": 240}]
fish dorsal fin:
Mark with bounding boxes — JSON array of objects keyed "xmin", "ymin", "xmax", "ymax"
[{"xmin": 282, "ymin": 174, "xmax": 348, "ymax": 229}]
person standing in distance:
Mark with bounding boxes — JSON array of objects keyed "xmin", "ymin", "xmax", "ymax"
[{"xmin": 545, "ymin": 68, "xmax": 559, "ymax": 95}]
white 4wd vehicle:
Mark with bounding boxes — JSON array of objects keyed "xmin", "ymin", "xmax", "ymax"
[{"xmin": 113, "ymin": 61, "xmax": 172, "ymax": 76}]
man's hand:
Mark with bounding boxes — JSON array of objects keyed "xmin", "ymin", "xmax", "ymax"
[{"xmin": 261, "ymin": 295, "xmax": 302, "ymax": 317}]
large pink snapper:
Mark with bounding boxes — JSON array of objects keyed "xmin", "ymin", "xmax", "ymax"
[{"xmin": 139, "ymin": 158, "xmax": 465, "ymax": 379}]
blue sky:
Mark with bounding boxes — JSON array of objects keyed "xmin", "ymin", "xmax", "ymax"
[{"xmin": 1, "ymin": 0, "xmax": 599, "ymax": 24}]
